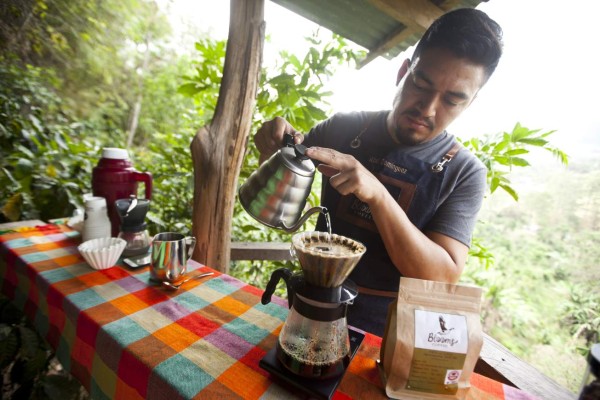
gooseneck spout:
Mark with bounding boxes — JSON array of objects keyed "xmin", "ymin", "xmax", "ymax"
[{"xmin": 278, "ymin": 206, "xmax": 327, "ymax": 233}]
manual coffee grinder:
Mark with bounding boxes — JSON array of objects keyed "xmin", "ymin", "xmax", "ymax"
[
  {"xmin": 115, "ymin": 196, "xmax": 151, "ymax": 257},
  {"xmin": 262, "ymin": 231, "xmax": 366, "ymax": 380}
]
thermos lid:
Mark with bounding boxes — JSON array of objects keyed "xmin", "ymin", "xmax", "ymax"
[{"xmin": 102, "ymin": 148, "xmax": 129, "ymax": 160}]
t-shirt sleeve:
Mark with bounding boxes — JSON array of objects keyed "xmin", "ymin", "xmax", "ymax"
[{"xmin": 425, "ymin": 156, "xmax": 487, "ymax": 247}]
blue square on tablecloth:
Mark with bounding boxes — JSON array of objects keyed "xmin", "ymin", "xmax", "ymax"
[
  {"xmin": 40, "ymin": 268, "xmax": 74, "ymax": 284},
  {"xmin": 66, "ymin": 289, "xmax": 106, "ymax": 310},
  {"xmin": 204, "ymin": 278, "xmax": 239, "ymax": 296},
  {"xmin": 257, "ymin": 302, "xmax": 288, "ymax": 321},
  {"xmin": 223, "ymin": 318, "xmax": 270, "ymax": 346},
  {"xmin": 21, "ymin": 252, "xmax": 50, "ymax": 263},
  {"xmin": 102, "ymin": 317, "xmax": 149, "ymax": 347},
  {"xmin": 171, "ymin": 291, "xmax": 210, "ymax": 312},
  {"xmin": 151, "ymin": 354, "xmax": 213, "ymax": 397},
  {"xmin": 3, "ymin": 238, "xmax": 34, "ymax": 249}
]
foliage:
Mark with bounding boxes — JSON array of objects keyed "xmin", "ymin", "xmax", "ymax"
[
  {"xmin": 462, "ymin": 159, "xmax": 600, "ymax": 391},
  {"xmin": 462, "ymin": 122, "xmax": 569, "ymax": 201},
  {"xmin": 0, "ymin": 296, "xmax": 85, "ymax": 400},
  {"xmin": 0, "ymin": 60, "xmax": 104, "ymax": 222}
]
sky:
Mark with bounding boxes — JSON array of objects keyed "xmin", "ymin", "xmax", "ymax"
[{"xmin": 162, "ymin": 0, "xmax": 600, "ymax": 162}]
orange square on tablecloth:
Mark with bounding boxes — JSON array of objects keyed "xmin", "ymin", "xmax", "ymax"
[
  {"xmin": 153, "ymin": 322, "xmax": 201, "ymax": 352},
  {"xmin": 78, "ymin": 271, "xmax": 112, "ymax": 287},
  {"xmin": 111, "ymin": 293, "xmax": 151, "ymax": 315},
  {"xmin": 53, "ymin": 254, "xmax": 82, "ymax": 267},
  {"xmin": 470, "ymin": 373, "xmax": 505, "ymax": 399},
  {"xmin": 216, "ymin": 361, "xmax": 270, "ymax": 398},
  {"xmin": 34, "ymin": 241, "xmax": 62, "ymax": 252},
  {"xmin": 212, "ymin": 296, "xmax": 251, "ymax": 317},
  {"xmin": 52, "ymin": 277, "xmax": 89, "ymax": 296},
  {"xmin": 347, "ymin": 353, "xmax": 382, "ymax": 387},
  {"xmin": 85, "ymin": 302, "xmax": 127, "ymax": 326}
]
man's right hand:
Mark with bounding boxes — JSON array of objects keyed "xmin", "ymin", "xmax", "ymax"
[{"xmin": 255, "ymin": 117, "xmax": 304, "ymax": 164}]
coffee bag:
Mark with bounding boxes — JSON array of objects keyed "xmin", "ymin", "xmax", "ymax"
[{"xmin": 379, "ymin": 277, "xmax": 483, "ymax": 399}]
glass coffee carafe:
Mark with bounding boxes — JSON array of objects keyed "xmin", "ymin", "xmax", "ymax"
[{"xmin": 262, "ymin": 231, "xmax": 366, "ymax": 379}]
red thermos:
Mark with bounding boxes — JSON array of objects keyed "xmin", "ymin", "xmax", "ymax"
[{"xmin": 92, "ymin": 148, "xmax": 152, "ymax": 237}]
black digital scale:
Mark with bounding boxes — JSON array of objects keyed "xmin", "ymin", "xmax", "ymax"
[{"xmin": 259, "ymin": 327, "xmax": 365, "ymax": 400}]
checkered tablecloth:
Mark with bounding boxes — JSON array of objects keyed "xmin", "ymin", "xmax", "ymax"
[{"xmin": 0, "ymin": 224, "xmax": 537, "ymax": 400}]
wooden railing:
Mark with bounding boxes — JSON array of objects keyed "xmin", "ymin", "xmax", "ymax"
[{"xmin": 231, "ymin": 241, "xmax": 577, "ymax": 400}]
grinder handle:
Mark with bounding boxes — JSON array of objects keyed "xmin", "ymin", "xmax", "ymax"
[{"xmin": 261, "ymin": 268, "xmax": 294, "ymax": 308}]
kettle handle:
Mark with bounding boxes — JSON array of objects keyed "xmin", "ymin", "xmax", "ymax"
[
  {"xmin": 283, "ymin": 133, "xmax": 295, "ymax": 147},
  {"xmin": 261, "ymin": 268, "xmax": 294, "ymax": 308}
]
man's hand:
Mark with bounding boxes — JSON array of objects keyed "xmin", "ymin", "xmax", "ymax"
[
  {"xmin": 255, "ymin": 117, "xmax": 303, "ymax": 164},
  {"xmin": 305, "ymin": 147, "xmax": 385, "ymax": 205}
]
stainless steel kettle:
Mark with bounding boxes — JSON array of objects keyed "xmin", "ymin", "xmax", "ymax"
[{"xmin": 239, "ymin": 134, "xmax": 325, "ymax": 232}]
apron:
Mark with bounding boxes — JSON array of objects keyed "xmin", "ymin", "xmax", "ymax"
[{"xmin": 314, "ymin": 113, "xmax": 461, "ymax": 335}]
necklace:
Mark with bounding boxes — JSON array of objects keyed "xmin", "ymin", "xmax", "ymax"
[{"xmin": 349, "ymin": 115, "xmax": 376, "ymax": 149}]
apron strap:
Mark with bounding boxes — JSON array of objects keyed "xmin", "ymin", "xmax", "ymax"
[{"xmin": 431, "ymin": 142, "xmax": 462, "ymax": 173}]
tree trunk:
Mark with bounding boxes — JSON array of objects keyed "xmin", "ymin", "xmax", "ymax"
[{"xmin": 190, "ymin": 0, "xmax": 265, "ymax": 272}]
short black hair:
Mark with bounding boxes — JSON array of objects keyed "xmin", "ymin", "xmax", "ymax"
[{"xmin": 413, "ymin": 8, "xmax": 503, "ymax": 82}]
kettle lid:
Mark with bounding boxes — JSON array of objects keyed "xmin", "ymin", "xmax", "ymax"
[{"xmin": 279, "ymin": 144, "xmax": 315, "ymax": 177}]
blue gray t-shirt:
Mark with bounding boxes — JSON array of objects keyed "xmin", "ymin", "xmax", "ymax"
[{"xmin": 304, "ymin": 110, "xmax": 486, "ymax": 262}]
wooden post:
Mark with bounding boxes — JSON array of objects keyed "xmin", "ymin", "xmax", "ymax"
[{"xmin": 190, "ymin": 0, "xmax": 265, "ymax": 272}]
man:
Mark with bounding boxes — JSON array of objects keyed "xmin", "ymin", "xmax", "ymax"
[{"xmin": 254, "ymin": 8, "xmax": 503, "ymax": 336}]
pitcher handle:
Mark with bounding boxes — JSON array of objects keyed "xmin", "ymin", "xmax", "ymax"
[{"xmin": 185, "ymin": 236, "xmax": 196, "ymax": 260}]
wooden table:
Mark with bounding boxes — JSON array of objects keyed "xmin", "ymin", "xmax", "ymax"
[{"xmin": 0, "ymin": 221, "xmax": 569, "ymax": 399}]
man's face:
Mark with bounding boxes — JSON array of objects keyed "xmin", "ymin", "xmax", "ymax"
[{"xmin": 387, "ymin": 47, "xmax": 487, "ymax": 146}]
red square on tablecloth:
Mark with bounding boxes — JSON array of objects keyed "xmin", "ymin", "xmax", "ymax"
[{"xmin": 177, "ymin": 312, "xmax": 220, "ymax": 338}]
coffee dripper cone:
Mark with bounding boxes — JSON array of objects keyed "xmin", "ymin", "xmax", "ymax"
[{"xmin": 291, "ymin": 231, "xmax": 366, "ymax": 288}]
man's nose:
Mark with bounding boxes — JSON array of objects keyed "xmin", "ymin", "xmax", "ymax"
[{"xmin": 417, "ymin": 94, "xmax": 439, "ymax": 117}]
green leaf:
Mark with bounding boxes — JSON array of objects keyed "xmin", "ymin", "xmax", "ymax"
[
  {"xmin": 509, "ymin": 157, "xmax": 530, "ymax": 167},
  {"xmin": 41, "ymin": 374, "xmax": 83, "ymax": 400},
  {"xmin": 18, "ymin": 326, "xmax": 40, "ymax": 358},
  {"xmin": 0, "ymin": 327, "xmax": 19, "ymax": 369},
  {"xmin": 177, "ymin": 83, "xmax": 199, "ymax": 96}
]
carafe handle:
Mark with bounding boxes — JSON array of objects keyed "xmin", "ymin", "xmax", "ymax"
[{"xmin": 261, "ymin": 268, "xmax": 294, "ymax": 308}]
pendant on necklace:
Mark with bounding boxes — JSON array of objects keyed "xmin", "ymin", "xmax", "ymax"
[{"xmin": 350, "ymin": 137, "xmax": 361, "ymax": 149}]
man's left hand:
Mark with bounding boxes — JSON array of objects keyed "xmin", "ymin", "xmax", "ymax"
[{"xmin": 306, "ymin": 147, "xmax": 384, "ymax": 204}]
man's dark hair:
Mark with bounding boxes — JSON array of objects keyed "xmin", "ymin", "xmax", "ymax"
[{"xmin": 413, "ymin": 8, "xmax": 503, "ymax": 82}]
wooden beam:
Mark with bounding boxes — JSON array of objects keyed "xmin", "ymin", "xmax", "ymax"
[
  {"xmin": 368, "ymin": 0, "xmax": 444, "ymax": 30},
  {"xmin": 231, "ymin": 242, "xmax": 293, "ymax": 261},
  {"xmin": 358, "ymin": 25, "xmax": 416, "ymax": 68},
  {"xmin": 478, "ymin": 334, "xmax": 576, "ymax": 400},
  {"xmin": 359, "ymin": 0, "xmax": 444, "ymax": 68}
]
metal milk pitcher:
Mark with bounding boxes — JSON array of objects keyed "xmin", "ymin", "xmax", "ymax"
[{"xmin": 239, "ymin": 134, "xmax": 325, "ymax": 232}]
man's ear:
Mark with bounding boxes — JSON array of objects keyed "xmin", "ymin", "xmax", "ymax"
[{"xmin": 396, "ymin": 59, "xmax": 410, "ymax": 86}]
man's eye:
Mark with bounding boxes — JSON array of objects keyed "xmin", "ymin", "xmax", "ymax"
[{"xmin": 444, "ymin": 97, "xmax": 462, "ymax": 107}]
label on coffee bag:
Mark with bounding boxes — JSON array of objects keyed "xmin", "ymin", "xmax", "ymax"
[{"xmin": 407, "ymin": 310, "xmax": 468, "ymax": 394}]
